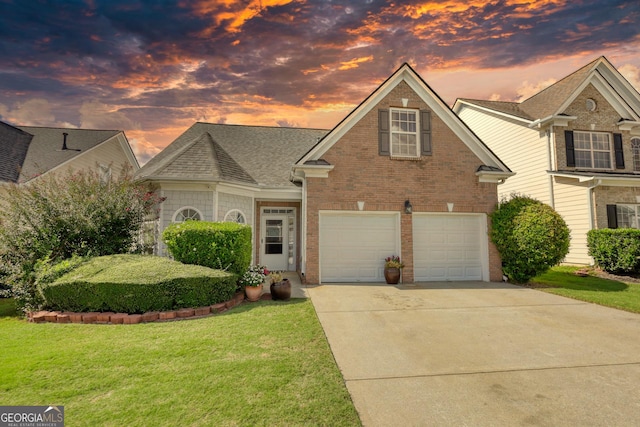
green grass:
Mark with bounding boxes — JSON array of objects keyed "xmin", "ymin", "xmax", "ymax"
[
  {"xmin": 0, "ymin": 300, "xmax": 360, "ymax": 426},
  {"xmin": 531, "ymin": 266, "xmax": 640, "ymax": 313}
]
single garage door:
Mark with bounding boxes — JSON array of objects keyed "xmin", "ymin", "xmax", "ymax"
[
  {"xmin": 413, "ymin": 214, "xmax": 487, "ymax": 281},
  {"xmin": 319, "ymin": 212, "xmax": 400, "ymax": 282}
]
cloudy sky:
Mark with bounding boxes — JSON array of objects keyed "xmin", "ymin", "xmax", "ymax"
[{"xmin": 1, "ymin": 0, "xmax": 640, "ymax": 164}]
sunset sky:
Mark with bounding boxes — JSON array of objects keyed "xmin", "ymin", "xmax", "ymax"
[{"xmin": 1, "ymin": 0, "xmax": 639, "ymax": 164}]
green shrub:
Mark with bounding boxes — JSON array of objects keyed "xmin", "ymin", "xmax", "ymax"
[
  {"xmin": 0, "ymin": 167, "xmax": 164, "ymax": 313},
  {"xmin": 40, "ymin": 255, "xmax": 236, "ymax": 314},
  {"xmin": 587, "ymin": 228, "xmax": 640, "ymax": 273},
  {"xmin": 162, "ymin": 221, "xmax": 252, "ymax": 277},
  {"xmin": 490, "ymin": 195, "xmax": 570, "ymax": 283}
]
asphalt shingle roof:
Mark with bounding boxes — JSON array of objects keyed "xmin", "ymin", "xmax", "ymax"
[
  {"xmin": 459, "ymin": 57, "xmax": 605, "ymax": 121},
  {"xmin": 137, "ymin": 123, "xmax": 329, "ymax": 188},
  {"xmin": 15, "ymin": 125, "xmax": 120, "ymax": 182},
  {"xmin": 0, "ymin": 121, "xmax": 32, "ymax": 183}
]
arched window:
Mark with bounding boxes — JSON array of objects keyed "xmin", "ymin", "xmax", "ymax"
[
  {"xmin": 173, "ymin": 207, "xmax": 202, "ymax": 222},
  {"xmin": 224, "ymin": 209, "xmax": 246, "ymax": 224},
  {"xmin": 632, "ymin": 138, "xmax": 640, "ymax": 172}
]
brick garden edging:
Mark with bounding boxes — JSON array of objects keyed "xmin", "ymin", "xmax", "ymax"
[{"xmin": 27, "ymin": 291, "xmax": 273, "ymax": 325}]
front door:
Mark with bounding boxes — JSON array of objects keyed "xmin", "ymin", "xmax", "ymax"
[{"xmin": 261, "ymin": 215, "xmax": 288, "ymax": 271}]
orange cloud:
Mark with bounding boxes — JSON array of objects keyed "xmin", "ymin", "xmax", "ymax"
[
  {"xmin": 187, "ymin": 0, "xmax": 295, "ymax": 34},
  {"xmin": 338, "ymin": 56, "xmax": 374, "ymax": 71}
]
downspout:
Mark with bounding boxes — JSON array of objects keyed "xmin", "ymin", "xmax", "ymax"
[
  {"xmin": 588, "ymin": 179, "xmax": 602, "ymax": 231},
  {"xmin": 546, "ymin": 127, "xmax": 556, "ymax": 209},
  {"xmin": 290, "ymin": 171, "xmax": 306, "ymax": 277}
]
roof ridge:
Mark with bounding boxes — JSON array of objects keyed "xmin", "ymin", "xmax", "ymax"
[
  {"xmin": 194, "ymin": 121, "xmax": 329, "ymax": 132},
  {"xmin": 519, "ymin": 56, "xmax": 604, "ymax": 105},
  {"xmin": 210, "ymin": 136, "xmax": 257, "ymax": 184}
]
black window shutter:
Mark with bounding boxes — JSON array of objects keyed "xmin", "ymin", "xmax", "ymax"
[
  {"xmin": 379, "ymin": 109, "xmax": 390, "ymax": 156},
  {"xmin": 614, "ymin": 133, "xmax": 624, "ymax": 169},
  {"xmin": 420, "ymin": 110, "xmax": 432, "ymax": 156},
  {"xmin": 565, "ymin": 130, "xmax": 575, "ymax": 167},
  {"xmin": 607, "ymin": 204, "xmax": 618, "ymax": 229}
]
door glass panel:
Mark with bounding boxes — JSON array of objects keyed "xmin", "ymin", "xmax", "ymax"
[{"xmin": 265, "ymin": 219, "xmax": 283, "ymax": 254}]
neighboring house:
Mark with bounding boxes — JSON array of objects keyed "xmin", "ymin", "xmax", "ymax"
[
  {"xmin": 453, "ymin": 56, "xmax": 640, "ymax": 265},
  {"xmin": 138, "ymin": 63, "xmax": 513, "ymax": 283},
  {"xmin": 0, "ymin": 120, "xmax": 139, "ymax": 187}
]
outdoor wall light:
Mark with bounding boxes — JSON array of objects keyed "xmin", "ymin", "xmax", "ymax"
[{"xmin": 404, "ymin": 200, "xmax": 413, "ymax": 214}]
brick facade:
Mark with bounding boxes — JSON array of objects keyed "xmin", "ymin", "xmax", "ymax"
[{"xmin": 304, "ymin": 81, "xmax": 502, "ymax": 283}]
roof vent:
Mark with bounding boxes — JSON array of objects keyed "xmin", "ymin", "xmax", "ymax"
[{"xmin": 59, "ymin": 132, "xmax": 81, "ymax": 152}]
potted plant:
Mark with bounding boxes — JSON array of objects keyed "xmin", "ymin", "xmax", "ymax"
[
  {"xmin": 269, "ymin": 271, "xmax": 291, "ymax": 301},
  {"xmin": 240, "ymin": 265, "xmax": 269, "ymax": 302},
  {"xmin": 384, "ymin": 255, "xmax": 404, "ymax": 284}
]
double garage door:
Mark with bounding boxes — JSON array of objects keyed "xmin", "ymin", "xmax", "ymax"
[{"xmin": 319, "ymin": 212, "xmax": 486, "ymax": 283}]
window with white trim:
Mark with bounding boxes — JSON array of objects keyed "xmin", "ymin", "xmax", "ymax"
[
  {"xmin": 390, "ymin": 108, "xmax": 419, "ymax": 158},
  {"xmin": 617, "ymin": 204, "xmax": 640, "ymax": 229},
  {"xmin": 224, "ymin": 209, "xmax": 246, "ymax": 224},
  {"xmin": 632, "ymin": 138, "xmax": 640, "ymax": 172},
  {"xmin": 574, "ymin": 131, "xmax": 612, "ymax": 169},
  {"xmin": 173, "ymin": 207, "xmax": 201, "ymax": 222}
]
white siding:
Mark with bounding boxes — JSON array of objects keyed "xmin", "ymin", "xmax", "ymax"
[
  {"xmin": 158, "ymin": 189, "xmax": 214, "ymax": 255},
  {"xmin": 217, "ymin": 192, "xmax": 253, "ymax": 226},
  {"xmin": 53, "ymin": 136, "xmax": 135, "ymax": 178},
  {"xmin": 553, "ymin": 180, "xmax": 592, "ymax": 264},
  {"xmin": 458, "ymin": 106, "xmax": 550, "ymax": 204}
]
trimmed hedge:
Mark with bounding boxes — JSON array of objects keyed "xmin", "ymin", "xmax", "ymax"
[
  {"xmin": 162, "ymin": 221, "xmax": 252, "ymax": 277},
  {"xmin": 40, "ymin": 255, "xmax": 236, "ymax": 314},
  {"xmin": 587, "ymin": 228, "xmax": 640, "ymax": 273}
]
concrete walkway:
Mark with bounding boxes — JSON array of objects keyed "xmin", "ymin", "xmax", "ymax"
[{"xmin": 308, "ymin": 282, "xmax": 640, "ymax": 426}]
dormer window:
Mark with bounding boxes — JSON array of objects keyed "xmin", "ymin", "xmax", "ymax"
[{"xmin": 390, "ymin": 108, "xmax": 419, "ymax": 158}]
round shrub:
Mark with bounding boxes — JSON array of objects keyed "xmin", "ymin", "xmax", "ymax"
[
  {"xmin": 162, "ymin": 221, "xmax": 252, "ymax": 277},
  {"xmin": 490, "ymin": 195, "xmax": 570, "ymax": 283},
  {"xmin": 39, "ymin": 255, "xmax": 237, "ymax": 314}
]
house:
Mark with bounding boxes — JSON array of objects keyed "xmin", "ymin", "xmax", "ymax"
[
  {"xmin": 453, "ymin": 56, "xmax": 640, "ymax": 265},
  {"xmin": 0, "ymin": 120, "xmax": 139, "ymax": 187},
  {"xmin": 137, "ymin": 63, "xmax": 513, "ymax": 283}
]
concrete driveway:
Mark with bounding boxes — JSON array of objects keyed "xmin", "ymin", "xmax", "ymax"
[{"xmin": 308, "ymin": 282, "xmax": 640, "ymax": 426}]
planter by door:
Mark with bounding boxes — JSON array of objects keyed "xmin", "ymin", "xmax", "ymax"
[
  {"xmin": 384, "ymin": 268, "xmax": 401, "ymax": 284},
  {"xmin": 245, "ymin": 284, "xmax": 263, "ymax": 302},
  {"xmin": 270, "ymin": 279, "xmax": 291, "ymax": 301}
]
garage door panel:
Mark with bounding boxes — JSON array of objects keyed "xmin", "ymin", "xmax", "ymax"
[
  {"xmin": 413, "ymin": 214, "xmax": 486, "ymax": 282},
  {"xmin": 320, "ymin": 213, "xmax": 399, "ymax": 283}
]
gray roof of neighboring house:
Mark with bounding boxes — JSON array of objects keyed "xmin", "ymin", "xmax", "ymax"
[
  {"xmin": 137, "ymin": 123, "xmax": 329, "ymax": 188},
  {"xmin": 459, "ymin": 57, "xmax": 604, "ymax": 121},
  {"xmin": 14, "ymin": 126, "xmax": 121, "ymax": 182},
  {"xmin": 0, "ymin": 121, "xmax": 33, "ymax": 183}
]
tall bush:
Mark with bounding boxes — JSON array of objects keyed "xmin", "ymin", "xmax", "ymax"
[
  {"xmin": 0, "ymin": 166, "xmax": 164, "ymax": 312},
  {"xmin": 587, "ymin": 228, "xmax": 640, "ymax": 273},
  {"xmin": 490, "ymin": 194, "xmax": 570, "ymax": 283},
  {"xmin": 162, "ymin": 221, "xmax": 252, "ymax": 278}
]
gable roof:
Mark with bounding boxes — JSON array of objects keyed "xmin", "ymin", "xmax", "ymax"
[
  {"xmin": 297, "ymin": 63, "xmax": 511, "ymax": 175},
  {"xmin": 14, "ymin": 126, "xmax": 123, "ymax": 182},
  {"xmin": 136, "ymin": 123, "xmax": 328, "ymax": 188},
  {"xmin": 0, "ymin": 121, "xmax": 33, "ymax": 183},
  {"xmin": 455, "ymin": 56, "xmax": 640, "ymax": 124}
]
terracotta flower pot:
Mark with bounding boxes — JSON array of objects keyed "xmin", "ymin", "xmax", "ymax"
[
  {"xmin": 384, "ymin": 267, "xmax": 401, "ymax": 284},
  {"xmin": 270, "ymin": 278, "xmax": 291, "ymax": 301},
  {"xmin": 244, "ymin": 284, "xmax": 263, "ymax": 302}
]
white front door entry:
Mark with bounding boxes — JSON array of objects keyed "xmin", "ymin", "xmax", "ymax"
[{"xmin": 261, "ymin": 214, "xmax": 289, "ymax": 271}]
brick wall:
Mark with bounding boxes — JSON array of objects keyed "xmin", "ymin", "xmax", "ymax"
[
  {"xmin": 555, "ymin": 83, "xmax": 635, "ymax": 171},
  {"xmin": 594, "ymin": 186, "xmax": 640, "ymax": 229},
  {"xmin": 304, "ymin": 81, "xmax": 502, "ymax": 283}
]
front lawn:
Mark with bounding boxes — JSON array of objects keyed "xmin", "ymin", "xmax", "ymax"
[
  {"xmin": 530, "ymin": 266, "xmax": 640, "ymax": 313},
  {"xmin": 0, "ymin": 300, "xmax": 360, "ymax": 426}
]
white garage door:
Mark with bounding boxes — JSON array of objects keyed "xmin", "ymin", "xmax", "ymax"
[
  {"xmin": 319, "ymin": 213, "xmax": 400, "ymax": 283},
  {"xmin": 413, "ymin": 214, "xmax": 487, "ymax": 281}
]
